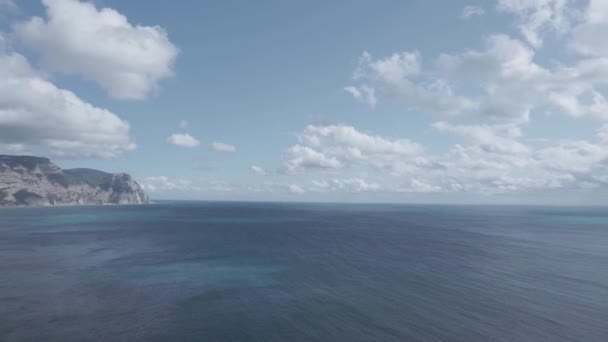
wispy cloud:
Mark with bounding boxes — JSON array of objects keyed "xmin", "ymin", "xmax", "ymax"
[
  {"xmin": 251, "ymin": 165, "xmax": 267, "ymax": 176},
  {"xmin": 211, "ymin": 142, "xmax": 236, "ymax": 152},
  {"xmin": 461, "ymin": 5, "xmax": 485, "ymax": 19}
]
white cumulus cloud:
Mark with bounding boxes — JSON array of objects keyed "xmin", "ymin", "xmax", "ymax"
[
  {"xmin": 571, "ymin": 0, "xmax": 608, "ymax": 57},
  {"xmin": 166, "ymin": 133, "xmax": 200, "ymax": 148},
  {"xmin": 0, "ymin": 36, "xmax": 135, "ymax": 158},
  {"xmin": 497, "ymin": 0, "xmax": 576, "ymax": 48},
  {"xmin": 281, "ymin": 121, "xmax": 608, "ymax": 195},
  {"xmin": 281, "ymin": 145, "xmax": 342, "ymax": 173},
  {"xmin": 13, "ymin": 0, "xmax": 178, "ymax": 100},
  {"xmin": 350, "ymin": 51, "xmax": 478, "ymax": 115},
  {"xmin": 282, "ymin": 124, "xmax": 425, "ymax": 174},
  {"xmin": 432, "ymin": 121, "xmax": 530, "ymax": 155},
  {"xmin": 309, "ymin": 178, "xmax": 382, "ymax": 193}
]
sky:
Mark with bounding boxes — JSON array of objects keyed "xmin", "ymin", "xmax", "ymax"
[{"xmin": 1, "ymin": 0, "xmax": 608, "ymax": 204}]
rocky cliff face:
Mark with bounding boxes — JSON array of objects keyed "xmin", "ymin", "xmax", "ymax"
[{"xmin": 0, "ymin": 155, "xmax": 149, "ymax": 206}]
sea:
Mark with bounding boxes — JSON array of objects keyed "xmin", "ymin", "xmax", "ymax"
[{"xmin": 0, "ymin": 202, "xmax": 607, "ymax": 341}]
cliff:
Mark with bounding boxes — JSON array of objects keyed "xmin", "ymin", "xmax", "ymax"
[{"xmin": 0, "ymin": 155, "xmax": 149, "ymax": 206}]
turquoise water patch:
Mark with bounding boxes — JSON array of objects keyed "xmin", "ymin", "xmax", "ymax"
[
  {"xmin": 536, "ymin": 212, "xmax": 608, "ymax": 226},
  {"xmin": 33, "ymin": 210, "xmax": 169, "ymax": 227},
  {"xmin": 168, "ymin": 216, "xmax": 308, "ymax": 225}
]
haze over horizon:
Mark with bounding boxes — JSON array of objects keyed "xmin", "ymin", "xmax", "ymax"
[{"xmin": 1, "ymin": 0, "xmax": 608, "ymax": 205}]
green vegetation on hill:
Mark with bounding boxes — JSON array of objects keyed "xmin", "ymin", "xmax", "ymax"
[
  {"xmin": 63, "ymin": 168, "xmax": 113, "ymax": 187},
  {"xmin": 0, "ymin": 156, "xmax": 51, "ymax": 171},
  {"xmin": 12, "ymin": 189, "xmax": 43, "ymax": 205}
]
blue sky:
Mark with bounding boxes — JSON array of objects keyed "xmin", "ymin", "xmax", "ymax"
[{"xmin": 1, "ymin": 0, "xmax": 608, "ymax": 204}]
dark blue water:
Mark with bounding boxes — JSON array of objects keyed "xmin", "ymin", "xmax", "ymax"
[{"xmin": 1, "ymin": 202, "xmax": 607, "ymax": 341}]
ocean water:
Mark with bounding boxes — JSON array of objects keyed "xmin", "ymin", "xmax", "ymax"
[{"xmin": 0, "ymin": 202, "xmax": 607, "ymax": 341}]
